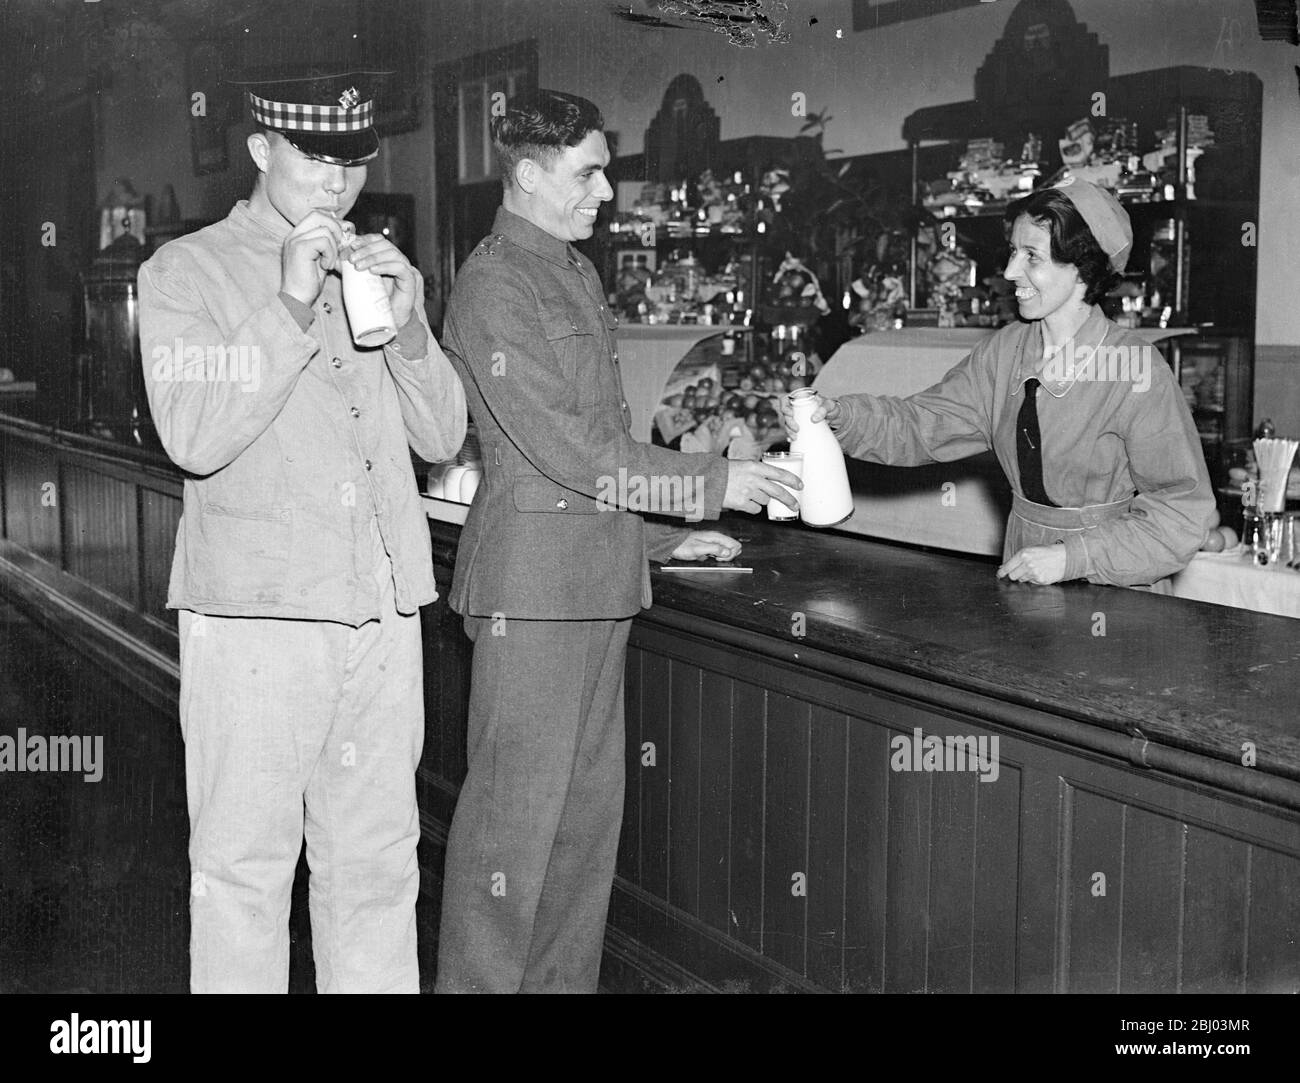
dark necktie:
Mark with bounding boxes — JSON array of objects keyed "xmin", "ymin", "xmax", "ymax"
[{"xmin": 1017, "ymin": 378, "xmax": 1057, "ymax": 507}]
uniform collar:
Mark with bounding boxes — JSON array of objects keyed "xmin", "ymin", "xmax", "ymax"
[
  {"xmin": 491, "ymin": 206, "xmax": 582, "ymax": 270},
  {"xmin": 232, "ymin": 199, "xmax": 293, "ymax": 243},
  {"xmin": 1012, "ymin": 305, "xmax": 1111, "ymax": 399}
]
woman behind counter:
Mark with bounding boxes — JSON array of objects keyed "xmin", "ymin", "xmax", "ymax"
[{"xmin": 784, "ymin": 177, "xmax": 1216, "ymax": 588}]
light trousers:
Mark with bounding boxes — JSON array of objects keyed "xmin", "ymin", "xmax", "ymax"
[
  {"xmin": 178, "ymin": 524, "xmax": 424, "ymax": 993},
  {"xmin": 435, "ymin": 615, "xmax": 631, "ymax": 993}
]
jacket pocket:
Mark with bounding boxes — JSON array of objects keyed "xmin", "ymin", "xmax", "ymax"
[
  {"xmin": 512, "ymin": 474, "xmax": 599, "ymax": 514},
  {"xmin": 540, "ymin": 300, "xmax": 598, "ymax": 405},
  {"xmin": 189, "ymin": 502, "xmax": 291, "ymax": 603}
]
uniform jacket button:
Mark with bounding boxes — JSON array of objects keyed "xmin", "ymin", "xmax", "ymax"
[
  {"xmin": 556, "ymin": 498, "xmax": 568, "ymax": 510},
  {"xmin": 322, "ymin": 302, "xmax": 333, "ymax": 314},
  {"xmin": 350, "ymin": 406, "xmax": 361, "ymax": 418},
  {"xmin": 364, "ymin": 459, "xmax": 373, "ymax": 471},
  {"xmin": 331, "ymin": 357, "xmax": 343, "ymax": 369}
]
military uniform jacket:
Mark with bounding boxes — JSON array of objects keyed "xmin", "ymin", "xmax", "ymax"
[
  {"xmin": 444, "ymin": 207, "xmax": 731, "ymax": 620},
  {"xmin": 139, "ymin": 199, "xmax": 467, "ymax": 625}
]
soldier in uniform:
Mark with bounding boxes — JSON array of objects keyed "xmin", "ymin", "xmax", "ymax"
[
  {"xmin": 138, "ymin": 72, "xmax": 466, "ymax": 992},
  {"xmin": 435, "ymin": 89, "xmax": 799, "ymax": 993}
]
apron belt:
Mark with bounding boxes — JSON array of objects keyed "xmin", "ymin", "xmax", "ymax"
[{"xmin": 1012, "ymin": 491, "xmax": 1132, "ymax": 531}]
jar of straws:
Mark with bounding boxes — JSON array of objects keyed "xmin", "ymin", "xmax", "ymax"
[{"xmin": 1251, "ymin": 436, "xmax": 1298, "ymax": 565}]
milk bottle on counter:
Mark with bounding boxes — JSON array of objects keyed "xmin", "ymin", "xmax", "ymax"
[{"xmin": 787, "ymin": 387, "xmax": 854, "ymax": 528}]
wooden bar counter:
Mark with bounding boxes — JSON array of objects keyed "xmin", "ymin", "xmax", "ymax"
[
  {"xmin": 2, "ymin": 414, "xmax": 1297, "ymax": 994},
  {"xmin": 424, "ymin": 511, "xmax": 1300, "ymax": 994}
]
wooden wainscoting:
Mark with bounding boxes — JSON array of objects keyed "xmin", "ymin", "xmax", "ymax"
[
  {"xmin": 610, "ymin": 617, "xmax": 1300, "ymax": 994},
  {"xmin": 0, "ymin": 417, "xmax": 182, "ymax": 712}
]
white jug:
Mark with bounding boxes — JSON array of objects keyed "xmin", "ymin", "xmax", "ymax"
[
  {"xmin": 787, "ymin": 387, "xmax": 854, "ymax": 528},
  {"xmin": 458, "ymin": 465, "xmax": 483, "ymax": 504},
  {"xmin": 442, "ymin": 464, "xmax": 471, "ymax": 502}
]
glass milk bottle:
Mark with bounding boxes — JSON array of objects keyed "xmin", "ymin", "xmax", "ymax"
[
  {"xmin": 787, "ymin": 387, "xmax": 854, "ymax": 527},
  {"xmin": 339, "ymin": 235, "xmax": 397, "ymax": 348}
]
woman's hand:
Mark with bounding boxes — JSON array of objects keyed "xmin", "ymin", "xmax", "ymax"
[
  {"xmin": 780, "ymin": 391, "xmax": 841, "ymax": 440},
  {"xmin": 997, "ymin": 543, "xmax": 1068, "ymax": 585},
  {"xmin": 669, "ymin": 531, "xmax": 742, "ymax": 562}
]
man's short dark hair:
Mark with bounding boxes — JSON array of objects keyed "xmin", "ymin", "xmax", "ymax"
[{"xmin": 491, "ymin": 90, "xmax": 604, "ymax": 188}]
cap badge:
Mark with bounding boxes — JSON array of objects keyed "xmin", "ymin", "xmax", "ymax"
[{"xmin": 338, "ymin": 86, "xmax": 360, "ymax": 110}]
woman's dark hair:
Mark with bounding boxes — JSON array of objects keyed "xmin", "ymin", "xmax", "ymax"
[
  {"xmin": 491, "ymin": 90, "xmax": 604, "ymax": 187},
  {"xmin": 1003, "ymin": 188, "xmax": 1118, "ymax": 305}
]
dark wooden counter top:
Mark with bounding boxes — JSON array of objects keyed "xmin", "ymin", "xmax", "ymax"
[
  {"xmin": 654, "ymin": 515, "xmax": 1300, "ymax": 786},
  {"xmin": 429, "ymin": 514, "xmax": 1300, "ymax": 797}
]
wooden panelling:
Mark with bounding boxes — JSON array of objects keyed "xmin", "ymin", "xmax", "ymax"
[
  {"xmin": 805, "ymin": 706, "xmax": 847, "ymax": 991},
  {"xmin": 667, "ymin": 659, "xmax": 701, "ymax": 917},
  {"xmin": 696, "ymin": 670, "xmax": 732, "ymax": 935},
  {"xmin": 844, "ymin": 720, "xmax": 889, "ymax": 993},
  {"xmin": 138, "ymin": 486, "xmax": 181, "ymax": 624},
  {"xmin": 1016, "ymin": 765, "xmax": 1064, "ymax": 992},
  {"xmin": 441, "ymin": 609, "xmax": 470, "ymax": 789},
  {"xmin": 615, "ymin": 622, "xmax": 1300, "ymax": 993},
  {"xmin": 1246, "ymin": 845, "xmax": 1300, "ymax": 992},
  {"xmin": 417, "ymin": 607, "xmax": 445, "ymax": 795},
  {"xmin": 884, "ymin": 755, "xmax": 931, "ymax": 992},
  {"xmin": 927, "ymin": 765, "xmax": 978, "ymax": 993},
  {"xmin": 1063, "ymin": 786, "xmax": 1126, "ymax": 993},
  {"xmin": 762, "ymin": 692, "xmax": 809, "ymax": 977},
  {"xmin": 1181, "ymin": 826, "xmax": 1248, "ymax": 992},
  {"xmin": 728, "ymin": 679, "xmax": 765, "ymax": 953},
  {"xmin": 970, "ymin": 763, "xmax": 1020, "ymax": 994},
  {"xmin": 2, "ymin": 434, "xmax": 61, "ymax": 563},
  {"xmin": 61, "ymin": 463, "xmax": 138, "ymax": 606},
  {"xmin": 1118, "ymin": 807, "xmax": 1184, "ymax": 993}
]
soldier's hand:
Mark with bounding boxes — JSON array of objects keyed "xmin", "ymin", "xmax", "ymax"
[
  {"xmin": 281, "ymin": 211, "xmax": 348, "ymax": 307},
  {"xmin": 780, "ymin": 390, "xmax": 841, "ymax": 440},
  {"xmin": 346, "ymin": 233, "xmax": 421, "ymax": 329},
  {"xmin": 723, "ymin": 459, "xmax": 802, "ymax": 515}
]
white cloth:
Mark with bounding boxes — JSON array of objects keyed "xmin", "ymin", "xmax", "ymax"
[{"xmin": 1150, "ymin": 546, "xmax": 1300, "ymax": 619}]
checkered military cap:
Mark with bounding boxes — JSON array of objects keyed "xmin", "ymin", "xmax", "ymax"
[{"xmin": 230, "ymin": 70, "xmax": 391, "ymax": 166}]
